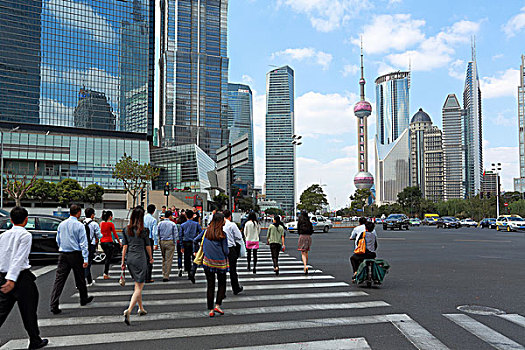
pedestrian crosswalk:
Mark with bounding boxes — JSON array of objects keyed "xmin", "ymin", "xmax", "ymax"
[{"xmin": 1, "ymin": 246, "xmax": 524, "ymax": 350}]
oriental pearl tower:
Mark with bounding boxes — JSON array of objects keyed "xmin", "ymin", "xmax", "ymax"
[{"xmin": 353, "ymin": 41, "xmax": 374, "ymax": 190}]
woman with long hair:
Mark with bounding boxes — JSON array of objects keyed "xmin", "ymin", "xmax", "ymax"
[
  {"xmin": 202, "ymin": 212, "xmax": 229, "ymax": 317},
  {"xmin": 175, "ymin": 213, "xmax": 187, "ymax": 277},
  {"xmin": 266, "ymin": 215, "xmax": 285, "ymax": 275},
  {"xmin": 244, "ymin": 212, "xmax": 261, "ymax": 273},
  {"xmin": 297, "ymin": 211, "xmax": 313, "ymax": 275},
  {"xmin": 121, "ymin": 206, "xmax": 154, "ymax": 325},
  {"xmin": 100, "ymin": 210, "xmax": 121, "ymax": 279}
]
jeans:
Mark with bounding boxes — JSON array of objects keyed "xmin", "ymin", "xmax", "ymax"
[
  {"xmin": 204, "ymin": 269, "xmax": 226, "ymax": 310},
  {"xmin": 160, "ymin": 240, "xmax": 176, "ymax": 279},
  {"xmin": 100, "ymin": 242, "xmax": 115, "ymax": 275},
  {"xmin": 350, "ymin": 251, "xmax": 377, "ymax": 273},
  {"xmin": 270, "ymin": 243, "xmax": 281, "ymax": 269}
]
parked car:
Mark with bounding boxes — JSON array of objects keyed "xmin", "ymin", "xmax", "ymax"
[
  {"xmin": 479, "ymin": 218, "xmax": 496, "ymax": 229},
  {"xmin": 495, "ymin": 215, "xmax": 525, "ymax": 232},
  {"xmin": 436, "ymin": 216, "xmax": 461, "ymax": 229},
  {"xmin": 383, "ymin": 214, "xmax": 410, "ymax": 230},
  {"xmin": 422, "ymin": 217, "xmax": 438, "ymax": 225},
  {"xmin": 287, "ymin": 215, "xmax": 333, "ymax": 233},
  {"xmin": 459, "ymin": 218, "xmax": 478, "ymax": 227},
  {"xmin": 409, "ymin": 218, "xmax": 421, "ymax": 226}
]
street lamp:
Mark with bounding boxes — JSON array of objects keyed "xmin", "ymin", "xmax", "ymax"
[
  {"xmin": 292, "ymin": 135, "xmax": 302, "ymax": 220},
  {"xmin": 1, "ymin": 126, "xmax": 20, "ymax": 208},
  {"xmin": 491, "ymin": 163, "xmax": 502, "ymax": 217}
]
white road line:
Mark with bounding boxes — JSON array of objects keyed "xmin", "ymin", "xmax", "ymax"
[
  {"xmin": 497, "ymin": 314, "xmax": 525, "ymax": 328},
  {"xmin": 107, "ymin": 264, "xmax": 311, "ymax": 274},
  {"xmin": 38, "ymin": 301, "xmax": 390, "ymax": 327},
  {"xmin": 74, "ymin": 282, "xmax": 349, "ymax": 297},
  {"xmin": 216, "ymin": 338, "xmax": 372, "ymax": 350},
  {"xmin": 97, "ymin": 269, "xmax": 323, "ymax": 280},
  {"xmin": 31, "ymin": 265, "xmax": 57, "ymax": 278},
  {"xmin": 444, "ymin": 314, "xmax": 525, "ymax": 350},
  {"xmin": 386, "ymin": 314, "xmax": 449, "ymax": 350},
  {"xmin": 58, "ymin": 291, "xmax": 367, "ymax": 309},
  {"xmin": 0, "ymin": 314, "xmax": 423, "ymax": 349}
]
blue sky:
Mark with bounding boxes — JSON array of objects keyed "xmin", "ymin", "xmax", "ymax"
[{"xmin": 228, "ymin": 0, "xmax": 525, "ymax": 209}]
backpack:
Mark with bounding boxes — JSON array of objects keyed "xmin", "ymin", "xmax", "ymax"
[{"xmin": 84, "ymin": 221, "xmax": 94, "ymax": 250}]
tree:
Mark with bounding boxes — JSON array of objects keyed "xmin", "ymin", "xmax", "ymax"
[
  {"xmin": 397, "ymin": 186, "xmax": 423, "ymax": 217},
  {"xmin": 265, "ymin": 207, "xmax": 285, "ymax": 216},
  {"xmin": 83, "ymin": 184, "xmax": 105, "ymax": 205},
  {"xmin": 212, "ymin": 193, "xmax": 229, "ymax": 211},
  {"xmin": 5, "ymin": 171, "xmax": 38, "ymax": 207},
  {"xmin": 112, "ymin": 155, "xmax": 160, "ymax": 208},
  {"xmin": 236, "ymin": 196, "xmax": 259, "ymax": 213},
  {"xmin": 350, "ymin": 188, "xmax": 372, "ymax": 213},
  {"xmin": 297, "ymin": 184, "xmax": 328, "ymax": 213},
  {"xmin": 27, "ymin": 179, "xmax": 57, "ymax": 204},
  {"xmin": 57, "ymin": 179, "xmax": 84, "ymax": 206}
]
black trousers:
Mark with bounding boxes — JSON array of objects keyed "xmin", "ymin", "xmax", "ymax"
[
  {"xmin": 145, "ymin": 238, "xmax": 154, "ymax": 281},
  {"xmin": 182, "ymin": 241, "xmax": 194, "ymax": 273},
  {"xmin": 350, "ymin": 251, "xmax": 377, "ymax": 273},
  {"xmin": 0, "ymin": 270, "xmax": 42, "ymax": 346},
  {"xmin": 85, "ymin": 245, "xmax": 96, "ymax": 284},
  {"xmin": 228, "ymin": 244, "xmax": 241, "ymax": 293},
  {"xmin": 100, "ymin": 242, "xmax": 115, "ymax": 275},
  {"xmin": 50, "ymin": 251, "xmax": 89, "ymax": 309},
  {"xmin": 246, "ymin": 248, "xmax": 257, "ymax": 269},
  {"xmin": 176, "ymin": 241, "xmax": 183, "ymax": 269},
  {"xmin": 204, "ymin": 269, "xmax": 226, "ymax": 310},
  {"xmin": 270, "ymin": 243, "xmax": 282, "ymax": 269}
]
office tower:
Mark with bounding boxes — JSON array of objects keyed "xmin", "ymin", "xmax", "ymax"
[
  {"xmin": 159, "ymin": 0, "xmax": 229, "ymax": 160},
  {"xmin": 463, "ymin": 43, "xmax": 483, "ymax": 197},
  {"xmin": 265, "ymin": 66, "xmax": 295, "ymax": 214},
  {"xmin": 514, "ymin": 55, "xmax": 525, "ymax": 192},
  {"xmin": 74, "ymin": 89, "xmax": 116, "ymax": 131},
  {"xmin": 409, "ymin": 108, "xmax": 444, "ymax": 201},
  {"xmin": 374, "ymin": 71, "xmax": 410, "ymax": 204},
  {"xmin": 442, "ymin": 94, "xmax": 466, "ymax": 200},
  {"xmin": 353, "ymin": 43, "xmax": 374, "ymax": 190},
  {"xmin": 482, "ymin": 170, "xmax": 499, "ymax": 196},
  {"xmin": 227, "ymin": 83, "xmax": 255, "ymax": 187}
]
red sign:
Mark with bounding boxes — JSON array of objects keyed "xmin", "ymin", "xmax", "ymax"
[{"xmin": 504, "ymin": 203, "xmax": 509, "ymax": 207}]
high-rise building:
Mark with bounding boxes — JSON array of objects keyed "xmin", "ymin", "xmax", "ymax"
[
  {"xmin": 482, "ymin": 170, "xmax": 499, "ymax": 195},
  {"xmin": 442, "ymin": 94, "xmax": 466, "ymax": 200},
  {"xmin": 74, "ymin": 89, "xmax": 116, "ymax": 131},
  {"xmin": 227, "ymin": 83, "xmax": 255, "ymax": 187},
  {"xmin": 463, "ymin": 45, "xmax": 483, "ymax": 197},
  {"xmin": 514, "ymin": 55, "xmax": 525, "ymax": 192},
  {"xmin": 265, "ymin": 66, "xmax": 295, "ymax": 214},
  {"xmin": 375, "ymin": 71, "xmax": 411, "ymax": 204},
  {"xmin": 409, "ymin": 108, "xmax": 444, "ymax": 201},
  {"xmin": 159, "ymin": 0, "xmax": 229, "ymax": 160}
]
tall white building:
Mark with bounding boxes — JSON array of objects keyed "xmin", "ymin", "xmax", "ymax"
[{"xmin": 514, "ymin": 55, "xmax": 525, "ymax": 192}]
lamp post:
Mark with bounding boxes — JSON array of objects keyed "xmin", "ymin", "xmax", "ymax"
[
  {"xmin": 292, "ymin": 135, "xmax": 302, "ymax": 220},
  {"xmin": 491, "ymin": 163, "xmax": 502, "ymax": 217},
  {"xmin": 1, "ymin": 126, "xmax": 20, "ymax": 208}
]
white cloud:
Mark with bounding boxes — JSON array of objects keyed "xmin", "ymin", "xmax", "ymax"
[
  {"xmin": 39, "ymin": 98, "xmax": 74, "ymax": 127},
  {"xmin": 342, "ymin": 64, "xmax": 359, "ymax": 77},
  {"xmin": 376, "ymin": 61, "xmax": 396, "ymax": 76},
  {"xmin": 480, "ymin": 68, "xmax": 520, "ymax": 99},
  {"xmin": 484, "ymin": 142, "xmax": 519, "ymax": 191},
  {"xmin": 448, "ymin": 59, "xmax": 465, "ymax": 80},
  {"xmin": 278, "ymin": 0, "xmax": 371, "ymax": 32},
  {"xmin": 493, "ymin": 113, "xmax": 515, "ymax": 127},
  {"xmin": 502, "ymin": 6, "xmax": 525, "ymax": 37},
  {"xmin": 272, "ymin": 48, "xmax": 333, "ymax": 70},
  {"xmin": 242, "ymin": 75, "xmax": 254, "ymax": 85}
]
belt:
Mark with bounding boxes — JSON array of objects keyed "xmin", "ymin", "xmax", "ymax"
[{"xmin": 60, "ymin": 250, "xmax": 81, "ymax": 254}]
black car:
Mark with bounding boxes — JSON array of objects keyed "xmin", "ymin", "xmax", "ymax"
[
  {"xmin": 422, "ymin": 217, "xmax": 438, "ymax": 225},
  {"xmin": 383, "ymin": 214, "xmax": 410, "ymax": 230},
  {"xmin": 436, "ymin": 216, "xmax": 461, "ymax": 229},
  {"xmin": 479, "ymin": 218, "xmax": 496, "ymax": 229}
]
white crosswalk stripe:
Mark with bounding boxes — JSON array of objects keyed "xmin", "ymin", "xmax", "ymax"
[{"xmin": 216, "ymin": 338, "xmax": 372, "ymax": 349}]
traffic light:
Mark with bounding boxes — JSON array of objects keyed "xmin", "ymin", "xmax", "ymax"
[
  {"xmin": 140, "ymin": 189, "xmax": 145, "ymax": 206},
  {"xmin": 164, "ymin": 182, "xmax": 170, "ymax": 196},
  {"xmin": 480, "ymin": 192, "xmax": 484, "ymax": 199},
  {"xmin": 487, "ymin": 192, "xmax": 491, "ymax": 199}
]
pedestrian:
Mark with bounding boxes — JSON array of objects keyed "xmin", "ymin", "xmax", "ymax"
[
  {"xmin": 50, "ymin": 205, "xmax": 93, "ymax": 314},
  {"xmin": 350, "ymin": 217, "xmax": 368, "ymax": 249},
  {"xmin": 144, "ymin": 204, "xmax": 158, "ymax": 283},
  {"xmin": 158, "ymin": 210, "xmax": 178, "ymax": 282},
  {"xmin": 121, "ymin": 207, "xmax": 154, "ymax": 325},
  {"xmin": 0, "ymin": 207, "xmax": 48, "ymax": 350},
  {"xmin": 175, "ymin": 213, "xmax": 187, "ymax": 277},
  {"xmin": 244, "ymin": 212, "xmax": 261, "ymax": 273},
  {"xmin": 202, "ymin": 212, "xmax": 229, "ymax": 317},
  {"xmin": 223, "ymin": 210, "xmax": 244, "ymax": 295},
  {"xmin": 350, "ymin": 221, "xmax": 378, "ymax": 279},
  {"xmin": 160, "ymin": 206, "xmax": 167, "ymax": 220},
  {"xmin": 180, "ymin": 210, "xmax": 202, "ymax": 283},
  {"xmin": 100, "ymin": 211, "xmax": 121, "ymax": 279},
  {"xmin": 266, "ymin": 215, "xmax": 285, "ymax": 275},
  {"xmin": 83, "ymin": 207, "xmax": 102, "ymax": 287},
  {"xmin": 297, "ymin": 211, "xmax": 313, "ymax": 275}
]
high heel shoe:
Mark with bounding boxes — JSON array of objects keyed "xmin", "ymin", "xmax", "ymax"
[
  {"xmin": 123, "ymin": 310, "xmax": 131, "ymax": 325},
  {"xmin": 304, "ymin": 267, "xmax": 309, "ymax": 275},
  {"xmin": 138, "ymin": 309, "xmax": 148, "ymax": 316}
]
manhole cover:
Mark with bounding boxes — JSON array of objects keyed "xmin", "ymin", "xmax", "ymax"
[{"xmin": 457, "ymin": 305, "xmax": 506, "ymax": 315}]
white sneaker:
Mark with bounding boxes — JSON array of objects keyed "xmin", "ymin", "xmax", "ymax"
[{"xmin": 87, "ymin": 281, "xmax": 95, "ymax": 287}]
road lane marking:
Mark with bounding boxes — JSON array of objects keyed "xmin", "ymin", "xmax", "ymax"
[
  {"xmin": 497, "ymin": 314, "xmax": 525, "ymax": 328},
  {"xmin": 38, "ymin": 301, "xmax": 390, "ymax": 327},
  {"xmin": 378, "ymin": 238, "xmax": 406, "ymax": 240},
  {"xmin": 444, "ymin": 314, "xmax": 524, "ymax": 350},
  {"xmin": 0, "ymin": 314, "xmax": 438, "ymax": 350},
  {"xmin": 454, "ymin": 239, "xmax": 512, "ymax": 243},
  {"xmin": 107, "ymin": 264, "xmax": 311, "ymax": 274},
  {"xmin": 31, "ymin": 265, "xmax": 57, "ymax": 278},
  {"xmin": 217, "ymin": 338, "xmax": 372, "ymax": 350},
  {"xmin": 58, "ymin": 291, "xmax": 367, "ymax": 309},
  {"xmin": 386, "ymin": 314, "xmax": 449, "ymax": 350},
  {"xmin": 97, "ymin": 269, "xmax": 323, "ymax": 280}
]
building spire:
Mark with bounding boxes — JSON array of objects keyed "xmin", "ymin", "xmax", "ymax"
[
  {"xmin": 359, "ymin": 36, "xmax": 365, "ymax": 101},
  {"xmin": 471, "ymin": 35, "xmax": 476, "ymax": 62}
]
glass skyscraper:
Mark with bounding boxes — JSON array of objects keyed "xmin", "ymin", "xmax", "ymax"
[
  {"xmin": 227, "ymin": 83, "xmax": 254, "ymax": 187},
  {"xmin": 265, "ymin": 66, "xmax": 295, "ymax": 215},
  {"xmin": 159, "ymin": 0, "xmax": 229, "ymax": 161},
  {"xmin": 514, "ymin": 55, "xmax": 525, "ymax": 192}
]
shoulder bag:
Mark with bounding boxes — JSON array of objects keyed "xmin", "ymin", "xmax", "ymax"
[
  {"xmin": 193, "ymin": 230, "xmax": 207, "ymax": 265},
  {"xmin": 354, "ymin": 231, "xmax": 367, "ymax": 254}
]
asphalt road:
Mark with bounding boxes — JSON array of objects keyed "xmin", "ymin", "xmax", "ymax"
[{"xmin": 1, "ymin": 225, "xmax": 524, "ymax": 349}]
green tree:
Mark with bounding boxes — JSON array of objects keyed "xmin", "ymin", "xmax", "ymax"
[
  {"xmin": 57, "ymin": 179, "xmax": 84, "ymax": 206},
  {"xmin": 83, "ymin": 184, "xmax": 105, "ymax": 205},
  {"xmin": 112, "ymin": 154, "xmax": 160, "ymax": 208},
  {"xmin": 236, "ymin": 196, "xmax": 259, "ymax": 213},
  {"xmin": 350, "ymin": 188, "xmax": 372, "ymax": 213},
  {"xmin": 27, "ymin": 179, "xmax": 57, "ymax": 204},
  {"xmin": 397, "ymin": 186, "xmax": 423, "ymax": 217},
  {"xmin": 212, "ymin": 193, "xmax": 229, "ymax": 211},
  {"xmin": 265, "ymin": 207, "xmax": 285, "ymax": 216},
  {"xmin": 297, "ymin": 184, "xmax": 328, "ymax": 213}
]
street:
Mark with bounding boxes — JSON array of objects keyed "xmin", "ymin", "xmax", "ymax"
[{"xmin": 1, "ymin": 225, "xmax": 524, "ymax": 349}]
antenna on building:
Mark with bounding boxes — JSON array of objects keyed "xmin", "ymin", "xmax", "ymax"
[
  {"xmin": 360, "ymin": 36, "xmax": 364, "ymax": 80},
  {"xmin": 408, "ymin": 55, "xmax": 412, "ymax": 89},
  {"xmin": 471, "ymin": 35, "xmax": 476, "ymax": 62}
]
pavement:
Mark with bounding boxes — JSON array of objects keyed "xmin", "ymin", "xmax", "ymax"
[{"xmin": 1, "ymin": 225, "xmax": 524, "ymax": 349}]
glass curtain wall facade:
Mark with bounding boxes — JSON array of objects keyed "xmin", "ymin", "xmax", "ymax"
[
  {"xmin": 265, "ymin": 66, "xmax": 295, "ymax": 214},
  {"xmin": 514, "ymin": 55, "xmax": 525, "ymax": 192},
  {"xmin": 227, "ymin": 83, "xmax": 254, "ymax": 186},
  {"xmin": 160, "ymin": 0, "xmax": 229, "ymax": 161}
]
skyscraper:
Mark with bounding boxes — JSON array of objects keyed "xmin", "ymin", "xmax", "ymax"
[
  {"xmin": 159, "ymin": 0, "xmax": 229, "ymax": 160},
  {"xmin": 514, "ymin": 55, "xmax": 525, "ymax": 192},
  {"xmin": 463, "ymin": 44, "xmax": 483, "ymax": 197},
  {"xmin": 227, "ymin": 83, "xmax": 255, "ymax": 187},
  {"xmin": 375, "ymin": 71, "xmax": 411, "ymax": 204},
  {"xmin": 74, "ymin": 89, "xmax": 116, "ymax": 131},
  {"xmin": 265, "ymin": 66, "xmax": 295, "ymax": 214}
]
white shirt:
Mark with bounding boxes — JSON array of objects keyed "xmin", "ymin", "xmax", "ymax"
[
  {"xmin": 0, "ymin": 225, "xmax": 32, "ymax": 281},
  {"xmin": 223, "ymin": 219, "xmax": 244, "ymax": 248},
  {"xmin": 244, "ymin": 221, "xmax": 261, "ymax": 242},
  {"xmin": 350, "ymin": 225, "xmax": 377, "ymax": 249}
]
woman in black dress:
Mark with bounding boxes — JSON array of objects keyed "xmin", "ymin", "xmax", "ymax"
[
  {"xmin": 297, "ymin": 211, "xmax": 313, "ymax": 275},
  {"xmin": 121, "ymin": 206, "xmax": 154, "ymax": 325}
]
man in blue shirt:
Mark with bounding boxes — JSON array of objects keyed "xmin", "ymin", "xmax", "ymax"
[
  {"xmin": 157, "ymin": 211, "xmax": 178, "ymax": 281},
  {"xmin": 180, "ymin": 210, "xmax": 202, "ymax": 281},
  {"xmin": 144, "ymin": 204, "xmax": 158, "ymax": 283},
  {"xmin": 50, "ymin": 205, "xmax": 93, "ymax": 314}
]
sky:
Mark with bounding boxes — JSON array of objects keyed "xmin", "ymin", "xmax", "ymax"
[{"xmin": 227, "ymin": 0, "xmax": 525, "ymax": 210}]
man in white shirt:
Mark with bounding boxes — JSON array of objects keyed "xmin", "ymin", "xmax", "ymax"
[
  {"xmin": 350, "ymin": 217, "xmax": 368, "ymax": 249},
  {"xmin": 222, "ymin": 210, "xmax": 244, "ymax": 295},
  {"xmin": 0, "ymin": 207, "xmax": 48, "ymax": 349},
  {"xmin": 83, "ymin": 207, "xmax": 102, "ymax": 287}
]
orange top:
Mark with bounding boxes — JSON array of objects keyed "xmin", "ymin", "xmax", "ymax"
[{"xmin": 100, "ymin": 222, "xmax": 118, "ymax": 243}]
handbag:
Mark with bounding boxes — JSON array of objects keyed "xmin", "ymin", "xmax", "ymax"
[
  {"xmin": 354, "ymin": 231, "xmax": 367, "ymax": 254},
  {"xmin": 193, "ymin": 231, "xmax": 206, "ymax": 265},
  {"xmin": 119, "ymin": 270, "xmax": 126, "ymax": 287},
  {"xmin": 239, "ymin": 242, "xmax": 247, "ymax": 258}
]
